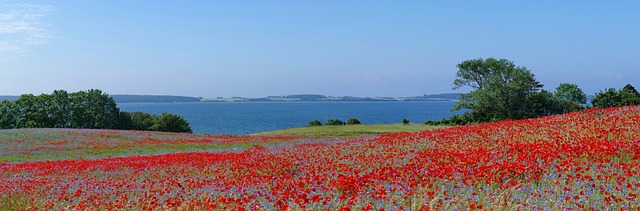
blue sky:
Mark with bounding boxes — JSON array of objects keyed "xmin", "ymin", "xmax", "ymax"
[{"xmin": 1, "ymin": 1, "xmax": 639, "ymax": 97}]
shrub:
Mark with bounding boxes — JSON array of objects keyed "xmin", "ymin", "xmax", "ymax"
[
  {"xmin": 308, "ymin": 120, "xmax": 323, "ymax": 127},
  {"xmin": 424, "ymin": 120, "xmax": 436, "ymax": 125},
  {"xmin": 126, "ymin": 111, "xmax": 155, "ymax": 130},
  {"xmin": 402, "ymin": 118, "xmax": 410, "ymax": 125},
  {"xmin": 345, "ymin": 118, "xmax": 361, "ymax": 125},
  {"xmin": 149, "ymin": 112, "xmax": 192, "ymax": 133},
  {"xmin": 325, "ymin": 118, "xmax": 344, "ymax": 126}
]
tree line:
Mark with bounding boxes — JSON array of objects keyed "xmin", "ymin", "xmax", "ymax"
[
  {"xmin": 428, "ymin": 58, "xmax": 640, "ymax": 125},
  {"xmin": 0, "ymin": 89, "xmax": 192, "ymax": 133}
]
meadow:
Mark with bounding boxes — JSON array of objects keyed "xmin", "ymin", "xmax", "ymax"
[
  {"xmin": 2, "ymin": 106, "xmax": 640, "ymax": 210},
  {"xmin": 253, "ymin": 124, "xmax": 448, "ymax": 137}
]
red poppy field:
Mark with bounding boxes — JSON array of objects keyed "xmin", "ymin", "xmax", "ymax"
[{"xmin": 2, "ymin": 106, "xmax": 640, "ymax": 210}]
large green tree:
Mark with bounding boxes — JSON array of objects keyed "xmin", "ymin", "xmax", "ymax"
[
  {"xmin": 453, "ymin": 58, "xmax": 542, "ymax": 122},
  {"xmin": 14, "ymin": 94, "xmax": 51, "ymax": 128},
  {"xmin": 554, "ymin": 83, "xmax": 587, "ymax": 104},
  {"xmin": 49, "ymin": 90, "xmax": 72, "ymax": 128},
  {"xmin": 70, "ymin": 89, "xmax": 120, "ymax": 129},
  {"xmin": 0, "ymin": 100, "xmax": 17, "ymax": 129}
]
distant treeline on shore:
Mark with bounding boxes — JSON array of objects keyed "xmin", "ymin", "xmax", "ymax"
[
  {"xmin": 1, "ymin": 93, "xmax": 463, "ymax": 103},
  {"xmin": 111, "ymin": 95, "xmax": 202, "ymax": 103},
  {"xmin": 1, "ymin": 94, "xmax": 202, "ymax": 103}
]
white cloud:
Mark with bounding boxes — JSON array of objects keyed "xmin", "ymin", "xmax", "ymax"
[{"xmin": 0, "ymin": 4, "xmax": 55, "ymax": 54}]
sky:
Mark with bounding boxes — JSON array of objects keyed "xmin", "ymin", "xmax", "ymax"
[{"xmin": 1, "ymin": 1, "xmax": 639, "ymax": 98}]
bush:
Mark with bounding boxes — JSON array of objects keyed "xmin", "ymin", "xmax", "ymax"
[
  {"xmin": 308, "ymin": 120, "xmax": 322, "ymax": 127},
  {"xmin": 402, "ymin": 118, "xmax": 410, "ymax": 125},
  {"xmin": 149, "ymin": 113, "xmax": 192, "ymax": 133},
  {"xmin": 126, "ymin": 111, "xmax": 155, "ymax": 130},
  {"xmin": 325, "ymin": 118, "xmax": 344, "ymax": 126},
  {"xmin": 591, "ymin": 88, "xmax": 640, "ymax": 108},
  {"xmin": 345, "ymin": 118, "xmax": 361, "ymax": 125}
]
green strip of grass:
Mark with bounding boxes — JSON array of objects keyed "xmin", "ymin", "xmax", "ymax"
[{"xmin": 253, "ymin": 124, "xmax": 448, "ymax": 136}]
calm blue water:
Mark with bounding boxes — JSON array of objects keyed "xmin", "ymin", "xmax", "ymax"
[{"xmin": 117, "ymin": 101, "xmax": 463, "ymax": 135}]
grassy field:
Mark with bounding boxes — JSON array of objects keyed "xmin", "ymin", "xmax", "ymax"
[
  {"xmin": 0, "ymin": 129, "xmax": 312, "ymax": 162},
  {"xmin": 253, "ymin": 124, "xmax": 449, "ymax": 136}
]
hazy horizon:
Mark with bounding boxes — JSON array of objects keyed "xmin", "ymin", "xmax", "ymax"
[
  {"xmin": 2, "ymin": 1, "xmax": 639, "ymax": 98},
  {"xmin": 1, "ymin": 91, "xmax": 464, "ymax": 99}
]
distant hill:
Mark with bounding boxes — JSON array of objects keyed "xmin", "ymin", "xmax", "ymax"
[
  {"xmin": 111, "ymin": 95, "xmax": 201, "ymax": 103},
  {"xmin": 204, "ymin": 93, "xmax": 462, "ymax": 102},
  {"xmin": 0, "ymin": 96, "xmax": 19, "ymax": 102},
  {"xmin": 421, "ymin": 93, "xmax": 461, "ymax": 100},
  {"xmin": 4, "ymin": 93, "xmax": 462, "ymax": 103}
]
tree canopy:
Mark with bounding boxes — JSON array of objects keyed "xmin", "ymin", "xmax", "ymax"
[
  {"xmin": 591, "ymin": 87, "xmax": 640, "ymax": 108},
  {"xmin": 622, "ymin": 84, "xmax": 640, "ymax": 98},
  {"xmin": 451, "ymin": 58, "xmax": 584, "ymax": 123},
  {"xmin": 554, "ymin": 83, "xmax": 587, "ymax": 104},
  {"xmin": 453, "ymin": 58, "xmax": 544, "ymax": 121},
  {"xmin": 149, "ymin": 113, "xmax": 192, "ymax": 133},
  {"xmin": 0, "ymin": 89, "xmax": 192, "ymax": 133}
]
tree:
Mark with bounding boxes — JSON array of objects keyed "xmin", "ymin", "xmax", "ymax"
[
  {"xmin": 525, "ymin": 90, "xmax": 559, "ymax": 117},
  {"xmin": 325, "ymin": 118, "xmax": 344, "ymax": 126},
  {"xmin": 591, "ymin": 88, "xmax": 617, "ymax": 108},
  {"xmin": 149, "ymin": 112, "xmax": 192, "ymax": 133},
  {"xmin": 618, "ymin": 89, "xmax": 640, "ymax": 106},
  {"xmin": 14, "ymin": 94, "xmax": 50, "ymax": 128},
  {"xmin": 0, "ymin": 100, "xmax": 17, "ymax": 129},
  {"xmin": 402, "ymin": 118, "xmax": 410, "ymax": 125},
  {"xmin": 70, "ymin": 89, "xmax": 121, "ymax": 129},
  {"xmin": 0, "ymin": 89, "xmax": 192, "ymax": 133},
  {"xmin": 115, "ymin": 111, "xmax": 133, "ymax": 130},
  {"xmin": 124, "ymin": 111, "xmax": 155, "ymax": 130},
  {"xmin": 453, "ymin": 58, "xmax": 542, "ymax": 122},
  {"xmin": 591, "ymin": 88, "xmax": 640, "ymax": 108},
  {"xmin": 307, "ymin": 120, "xmax": 323, "ymax": 127},
  {"xmin": 554, "ymin": 83, "xmax": 587, "ymax": 104},
  {"xmin": 622, "ymin": 84, "xmax": 640, "ymax": 98},
  {"xmin": 345, "ymin": 118, "xmax": 361, "ymax": 125},
  {"xmin": 49, "ymin": 90, "xmax": 71, "ymax": 128}
]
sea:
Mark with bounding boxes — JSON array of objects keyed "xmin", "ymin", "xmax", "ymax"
[{"xmin": 117, "ymin": 101, "xmax": 464, "ymax": 135}]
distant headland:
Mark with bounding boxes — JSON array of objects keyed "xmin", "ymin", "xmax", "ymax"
[{"xmin": 1, "ymin": 93, "xmax": 461, "ymax": 103}]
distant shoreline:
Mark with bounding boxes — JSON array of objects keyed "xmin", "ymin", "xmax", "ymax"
[{"xmin": 2, "ymin": 93, "xmax": 461, "ymax": 103}]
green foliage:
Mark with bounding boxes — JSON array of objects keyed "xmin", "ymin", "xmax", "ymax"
[
  {"xmin": 526, "ymin": 90, "xmax": 560, "ymax": 117},
  {"xmin": 402, "ymin": 118, "xmax": 410, "ymax": 125},
  {"xmin": 0, "ymin": 100, "xmax": 17, "ymax": 129},
  {"xmin": 307, "ymin": 120, "xmax": 323, "ymax": 127},
  {"xmin": 125, "ymin": 112, "xmax": 155, "ymax": 131},
  {"xmin": 451, "ymin": 58, "xmax": 588, "ymax": 122},
  {"xmin": 0, "ymin": 89, "xmax": 192, "ymax": 133},
  {"xmin": 49, "ymin": 90, "xmax": 72, "ymax": 128},
  {"xmin": 554, "ymin": 83, "xmax": 587, "ymax": 104},
  {"xmin": 345, "ymin": 118, "xmax": 361, "ymax": 125},
  {"xmin": 325, "ymin": 118, "xmax": 344, "ymax": 126},
  {"xmin": 622, "ymin": 84, "xmax": 640, "ymax": 98},
  {"xmin": 70, "ymin": 89, "xmax": 120, "ymax": 129},
  {"xmin": 591, "ymin": 88, "xmax": 619, "ymax": 108},
  {"xmin": 149, "ymin": 113, "xmax": 193, "ymax": 133},
  {"xmin": 425, "ymin": 113, "xmax": 475, "ymax": 126},
  {"xmin": 591, "ymin": 88, "xmax": 640, "ymax": 108},
  {"xmin": 453, "ymin": 58, "xmax": 543, "ymax": 122},
  {"xmin": 619, "ymin": 89, "xmax": 640, "ymax": 106}
]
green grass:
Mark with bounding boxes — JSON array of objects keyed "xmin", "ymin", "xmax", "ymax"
[{"xmin": 253, "ymin": 124, "xmax": 448, "ymax": 136}]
